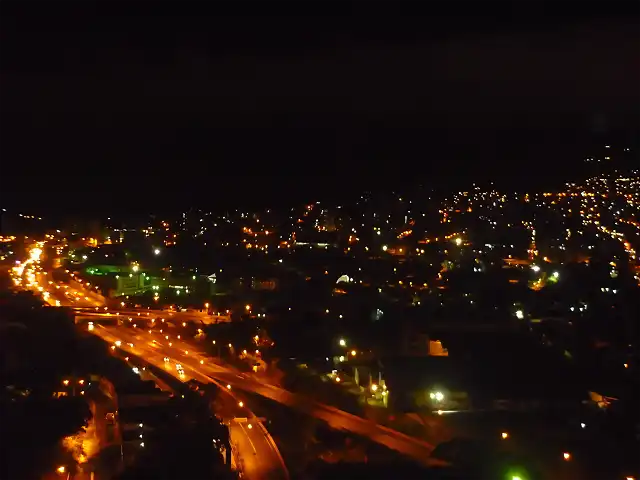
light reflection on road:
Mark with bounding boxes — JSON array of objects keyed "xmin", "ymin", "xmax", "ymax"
[{"xmin": 92, "ymin": 323, "xmax": 434, "ymax": 464}]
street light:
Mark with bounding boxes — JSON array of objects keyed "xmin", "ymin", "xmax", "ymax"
[
  {"xmin": 338, "ymin": 338, "xmax": 346, "ymax": 347},
  {"xmin": 429, "ymin": 391, "xmax": 445, "ymax": 402},
  {"xmin": 154, "ymin": 248, "xmax": 161, "ymax": 255}
]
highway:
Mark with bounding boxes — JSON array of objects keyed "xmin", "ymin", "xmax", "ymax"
[
  {"xmin": 11, "ymin": 264, "xmax": 102, "ymax": 309},
  {"xmin": 95, "ymin": 324, "xmax": 289, "ymax": 480},
  {"xmin": 76, "ymin": 307, "xmax": 228, "ymax": 327},
  {"xmin": 220, "ymin": 387, "xmax": 289, "ymax": 480},
  {"xmin": 11, "ymin": 258, "xmax": 287, "ymax": 479},
  {"xmin": 12, "ymin": 254, "xmax": 435, "ymax": 465},
  {"xmin": 90, "ymin": 321, "xmax": 436, "ymax": 464}
]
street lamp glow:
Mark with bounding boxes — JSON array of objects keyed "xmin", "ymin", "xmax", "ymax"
[
  {"xmin": 338, "ymin": 338, "xmax": 346, "ymax": 347},
  {"xmin": 429, "ymin": 391, "xmax": 445, "ymax": 402},
  {"xmin": 132, "ymin": 264, "xmax": 140, "ymax": 273},
  {"xmin": 515, "ymin": 309, "xmax": 524, "ymax": 320},
  {"xmin": 154, "ymin": 248, "xmax": 161, "ymax": 255},
  {"xmin": 455, "ymin": 238, "xmax": 462, "ymax": 246},
  {"xmin": 531, "ymin": 265, "xmax": 540, "ymax": 273},
  {"xmin": 382, "ymin": 245, "xmax": 388, "ymax": 252}
]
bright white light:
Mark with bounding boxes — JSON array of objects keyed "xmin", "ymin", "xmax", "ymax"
[
  {"xmin": 430, "ymin": 391, "xmax": 445, "ymax": 402},
  {"xmin": 154, "ymin": 248, "xmax": 161, "ymax": 255},
  {"xmin": 531, "ymin": 265, "xmax": 541, "ymax": 272},
  {"xmin": 515, "ymin": 310, "xmax": 524, "ymax": 320}
]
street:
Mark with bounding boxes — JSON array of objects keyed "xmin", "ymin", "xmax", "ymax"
[
  {"xmin": 91, "ymin": 322, "xmax": 435, "ymax": 464},
  {"xmin": 95, "ymin": 324, "xmax": 288, "ymax": 479},
  {"xmin": 15, "ymin": 261, "xmax": 435, "ymax": 467}
]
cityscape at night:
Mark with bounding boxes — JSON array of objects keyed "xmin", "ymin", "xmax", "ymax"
[
  {"xmin": 1, "ymin": 1, "xmax": 639, "ymax": 479},
  {"xmin": 2, "ymin": 151, "xmax": 639, "ymax": 479}
]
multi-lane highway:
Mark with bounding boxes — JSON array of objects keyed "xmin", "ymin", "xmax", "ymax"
[
  {"xmin": 76, "ymin": 307, "xmax": 228, "ymax": 328},
  {"xmin": 90, "ymin": 321, "xmax": 436, "ymax": 464},
  {"xmin": 95, "ymin": 324, "xmax": 289, "ymax": 480},
  {"xmin": 11, "ymin": 258, "xmax": 288, "ymax": 479},
  {"xmin": 13, "ymin": 255, "xmax": 435, "ymax": 466},
  {"xmin": 12, "ymin": 264, "xmax": 103, "ymax": 309}
]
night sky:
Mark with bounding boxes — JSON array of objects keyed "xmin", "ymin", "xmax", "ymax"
[{"xmin": 1, "ymin": 1, "xmax": 638, "ymax": 215}]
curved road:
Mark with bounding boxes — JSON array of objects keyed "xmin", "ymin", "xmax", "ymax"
[
  {"xmin": 90, "ymin": 322, "xmax": 435, "ymax": 464},
  {"xmin": 17, "ymin": 264, "xmax": 434, "ymax": 466},
  {"xmin": 95, "ymin": 324, "xmax": 288, "ymax": 480}
]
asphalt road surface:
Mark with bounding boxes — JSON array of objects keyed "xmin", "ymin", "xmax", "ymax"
[
  {"xmin": 94, "ymin": 324, "xmax": 288, "ymax": 480},
  {"xmin": 16, "ymin": 264, "xmax": 434, "ymax": 466},
  {"xmin": 90, "ymin": 322, "xmax": 435, "ymax": 465}
]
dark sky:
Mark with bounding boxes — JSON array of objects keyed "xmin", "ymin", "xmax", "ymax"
[{"xmin": 1, "ymin": 1, "xmax": 639, "ymax": 215}]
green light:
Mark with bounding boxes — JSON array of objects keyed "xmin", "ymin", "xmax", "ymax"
[{"xmin": 505, "ymin": 468, "xmax": 528, "ymax": 480}]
